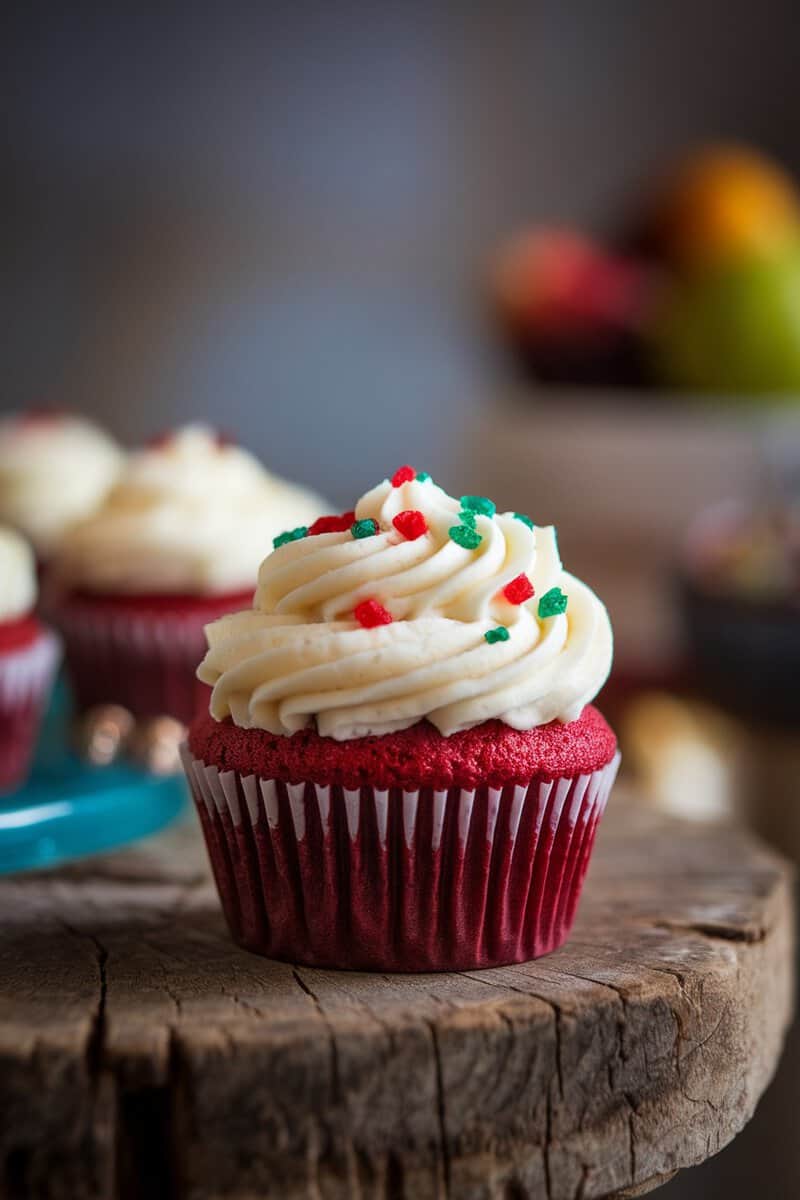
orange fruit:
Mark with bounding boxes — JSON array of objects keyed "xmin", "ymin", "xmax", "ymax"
[{"xmin": 651, "ymin": 145, "xmax": 800, "ymax": 270}]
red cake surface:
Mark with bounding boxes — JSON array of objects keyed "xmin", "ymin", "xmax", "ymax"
[
  {"xmin": 61, "ymin": 588, "xmax": 253, "ymax": 616},
  {"xmin": 0, "ymin": 614, "xmax": 42, "ymax": 654},
  {"xmin": 189, "ymin": 704, "xmax": 617, "ymax": 790}
]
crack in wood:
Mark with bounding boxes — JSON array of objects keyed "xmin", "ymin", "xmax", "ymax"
[
  {"xmin": 58, "ymin": 920, "xmax": 109, "ymax": 1082},
  {"xmin": 573, "ymin": 1161, "xmax": 590, "ymax": 1200},
  {"xmin": 424, "ymin": 1019, "xmax": 452, "ymax": 1199},
  {"xmin": 461, "ymin": 969, "xmax": 565, "ymax": 1094},
  {"xmin": 292, "ymin": 967, "xmax": 342, "ymax": 1106},
  {"xmin": 652, "ymin": 917, "xmax": 771, "ymax": 944},
  {"xmin": 543, "ymin": 1084, "xmax": 554, "ymax": 1200},
  {"xmin": 87, "ymin": 935, "xmax": 109, "ymax": 1082}
]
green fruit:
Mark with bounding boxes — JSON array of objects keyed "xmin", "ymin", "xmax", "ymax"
[{"xmin": 651, "ymin": 240, "xmax": 800, "ymax": 397}]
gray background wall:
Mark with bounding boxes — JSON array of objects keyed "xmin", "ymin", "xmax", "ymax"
[{"xmin": 4, "ymin": 0, "xmax": 800, "ymax": 505}]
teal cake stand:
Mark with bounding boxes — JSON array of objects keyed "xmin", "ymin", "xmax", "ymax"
[{"xmin": 0, "ymin": 680, "xmax": 188, "ymax": 874}]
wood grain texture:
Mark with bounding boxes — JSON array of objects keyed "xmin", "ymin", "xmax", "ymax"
[{"xmin": 0, "ymin": 790, "xmax": 793, "ymax": 1200}]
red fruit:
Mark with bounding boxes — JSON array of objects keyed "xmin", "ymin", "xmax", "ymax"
[{"xmin": 493, "ymin": 228, "xmax": 650, "ymax": 339}]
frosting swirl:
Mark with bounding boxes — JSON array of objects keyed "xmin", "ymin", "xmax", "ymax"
[
  {"xmin": 0, "ymin": 413, "xmax": 124, "ymax": 556},
  {"xmin": 0, "ymin": 527, "xmax": 37, "ymax": 621},
  {"xmin": 198, "ymin": 472, "xmax": 613, "ymax": 739},
  {"xmin": 54, "ymin": 426, "xmax": 328, "ymax": 596}
]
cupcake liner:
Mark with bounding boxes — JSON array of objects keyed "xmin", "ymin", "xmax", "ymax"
[
  {"xmin": 0, "ymin": 628, "xmax": 61, "ymax": 791},
  {"xmin": 55, "ymin": 597, "xmax": 243, "ymax": 724},
  {"xmin": 182, "ymin": 746, "xmax": 620, "ymax": 971}
]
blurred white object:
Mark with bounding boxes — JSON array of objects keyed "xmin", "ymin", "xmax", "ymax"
[
  {"xmin": 621, "ymin": 692, "xmax": 746, "ymax": 823},
  {"xmin": 0, "ymin": 412, "xmax": 124, "ymax": 558}
]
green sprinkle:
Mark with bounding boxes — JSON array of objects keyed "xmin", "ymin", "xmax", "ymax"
[
  {"xmin": 416, "ymin": 471, "xmax": 431, "ymax": 482},
  {"xmin": 460, "ymin": 494, "xmax": 496, "ymax": 518},
  {"xmin": 514, "ymin": 512, "xmax": 534, "ymax": 529},
  {"xmin": 449, "ymin": 524, "xmax": 483, "ymax": 550},
  {"xmin": 538, "ymin": 587, "xmax": 568, "ymax": 618},
  {"xmin": 458, "ymin": 509, "xmax": 477, "ymax": 527},
  {"xmin": 485, "ymin": 626, "xmax": 510, "ymax": 644},
  {"xmin": 273, "ymin": 525, "xmax": 308, "ymax": 549},
  {"xmin": 351, "ymin": 518, "xmax": 379, "ymax": 540}
]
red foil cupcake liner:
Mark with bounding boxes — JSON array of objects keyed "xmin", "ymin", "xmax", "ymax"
[
  {"xmin": 182, "ymin": 746, "xmax": 620, "ymax": 971},
  {"xmin": 0, "ymin": 628, "xmax": 61, "ymax": 792},
  {"xmin": 54, "ymin": 595, "xmax": 247, "ymax": 724}
]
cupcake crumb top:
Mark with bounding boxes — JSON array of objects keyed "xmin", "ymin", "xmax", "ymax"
[{"xmin": 189, "ymin": 704, "xmax": 617, "ymax": 789}]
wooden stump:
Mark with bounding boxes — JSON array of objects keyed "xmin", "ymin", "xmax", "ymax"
[{"xmin": 0, "ymin": 789, "xmax": 793, "ymax": 1200}]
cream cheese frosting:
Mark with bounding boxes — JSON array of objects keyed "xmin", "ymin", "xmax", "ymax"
[
  {"xmin": 0, "ymin": 413, "xmax": 124, "ymax": 557},
  {"xmin": 54, "ymin": 425, "xmax": 329, "ymax": 596},
  {"xmin": 0, "ymin": 527, "xmax": 37, "ymax": 622},
  {"xmin": 198, "ymin": 470, "xmax": 613, "ymax": 739}
]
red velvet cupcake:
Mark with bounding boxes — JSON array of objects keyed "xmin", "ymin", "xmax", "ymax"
[
  {"xmin": 184, "ymin": 468, "xmax": 618, "ymax": 970},
  {"xmin": 0, "ymin": 529, "xmax": 61, "ymax": 791},
  {"xmin": 49, "ymin": 426, "xmax": 327, "ymax": 724}
]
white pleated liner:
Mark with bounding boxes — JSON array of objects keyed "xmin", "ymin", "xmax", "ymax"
[
  {"xmin": 185, "ymin": 749, "xmax": 619, "ymax": 847},
  {"xmin": 0, "ymin": 628, "xmax": 61, "ymax": 709},
  {"xmin": 183, "ymin": 745, "xmax": 620, "ymax": 970}
]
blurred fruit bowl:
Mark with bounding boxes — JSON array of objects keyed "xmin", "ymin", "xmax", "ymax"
[{"xmin": 490, "ymin": 144, "xmax": 800, "ymax": 400}]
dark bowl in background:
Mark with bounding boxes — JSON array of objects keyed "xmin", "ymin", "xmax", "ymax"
[{"xmin": 680, "ymin": 578, "xmax": 800, "ymax": 727}]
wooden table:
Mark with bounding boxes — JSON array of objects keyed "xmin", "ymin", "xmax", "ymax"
[{"xmin": 0, "ymin": 790, "xmax": 793, "ymax": 1200}]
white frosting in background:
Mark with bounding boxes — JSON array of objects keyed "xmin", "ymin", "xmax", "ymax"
[
  {"xmin": 55, "ymin": 425, "xmax": 328, "ymax": 596},
  {"xmin": 198, "ymin": 474, "xmax": 614, "ymax": 739},
  {"xmin": 0, "ymin": 526, "xmax": 37, "ymax": 621},
  {"xmin": 0, "ymin": 414, "xmax": 124, "ymax": 557}
]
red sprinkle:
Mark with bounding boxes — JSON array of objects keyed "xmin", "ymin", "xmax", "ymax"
[
  {"xmin": 391, "ymin": 465, "xmax": 415, "ymax": 487},
  {"xmin": 145, "ymin": 430, "xmax": 174, "ymax": 449},
  {"xmin": 354, "ymin": 599, "xmax": 394, "ymax": 628},
  {"xmin": 502, "ymin": 573, "xmax": 535, "ymax": 604},
  {"xmin": 392, "ymin": 509, "xmax": 428, "ymax": 540},
  {"xmin": 308, "ymin": 510, "xmax": 356, "ymax": 535}
]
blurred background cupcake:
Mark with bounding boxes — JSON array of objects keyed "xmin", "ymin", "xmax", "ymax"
[
  {"xmin": 0, "ymin": 411, "xmax": 125, "ymax": 566},
  {"xmin": 48, "ymin": 424, "xmax": 328, "ymax": 725},
  {"xmin": 0, "ymin": 527, "xmax": 61, "ymax": 791}
]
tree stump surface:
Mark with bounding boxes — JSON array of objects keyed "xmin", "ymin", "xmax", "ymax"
[{"xmin": 0, "ymin": 789, "xmax": 793, "ymax": 1200}]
